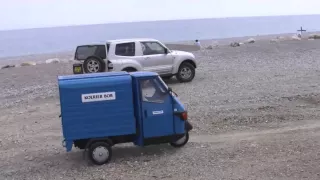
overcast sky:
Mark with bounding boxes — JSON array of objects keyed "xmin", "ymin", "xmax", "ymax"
[{"xmin": 1, "ymin": 0, "xmax": 320, "ymax": 30}]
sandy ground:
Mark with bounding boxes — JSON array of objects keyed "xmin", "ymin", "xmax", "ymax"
[{"xmin": 1, "ymin": 36, "xmax": 320, "ymax": 179}]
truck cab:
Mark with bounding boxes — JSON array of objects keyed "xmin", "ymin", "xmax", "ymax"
[
  {"xmin": 58, "ymin": 71, "xmax": 193, "ymax": 165},
  {"xmin": 73, "ymin": 38, "xmax": 198, "ymax": 83}
]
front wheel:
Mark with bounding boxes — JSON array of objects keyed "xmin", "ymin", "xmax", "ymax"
[
  {"xmin": 170, "ymin": 132, "xmax": 189, "ymax": 148},
  {"xmin": 176, "ymin": 62, "xmax": 195, "ymax": 83},
  {"xmin": 88, "ymin": 142, "xmax": 112, "ymax": 165}
]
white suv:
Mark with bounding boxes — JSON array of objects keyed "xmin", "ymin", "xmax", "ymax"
[{"xmin": 73, "ymin": 38, "xmax": 198, "ymax": 82}]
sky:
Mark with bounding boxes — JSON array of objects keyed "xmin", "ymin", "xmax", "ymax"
[{"xmin": 1, "ymin": 0, "xmax": 320, "ymax": 30}]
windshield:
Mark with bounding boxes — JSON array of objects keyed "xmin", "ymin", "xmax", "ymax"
[{"xmin": 75, "ymin": 45, "xmax": 106, "ymax": 60}]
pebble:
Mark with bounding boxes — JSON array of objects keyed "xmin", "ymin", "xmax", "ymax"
[
  {"xmin": 25, "ymin": 156, "xmax": 34, "ymax": 161},
  {"xmin": 1, "ymin": 40, "xmax": 320, "ymax": 179}
]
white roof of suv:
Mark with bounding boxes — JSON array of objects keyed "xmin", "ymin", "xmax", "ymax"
[
  {"xmin": 106, "ymin": 38, "xmax": 158, "ymax": 44},
  {"xmin": 77, "ymin": 38, "xmax": 159, "ymax": 47}
]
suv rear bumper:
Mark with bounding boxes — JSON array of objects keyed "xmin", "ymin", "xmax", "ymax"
[
  {"xmin": 72, "ymin": 62, "xmax": 113, "ymax": 74},
  {"xmin": 73, "ymin": 63, "xmax": 84, "ymax": 74}
]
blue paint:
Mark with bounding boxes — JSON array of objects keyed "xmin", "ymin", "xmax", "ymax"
[
  {"xmin": 141, "ymin": 94, "xmax": 174, "ymax": 138},
  {"xmin": 58, "ymin": 71, "xmax": 188, "ymax": 151},
  {"xmin": 58, "ymin": 72, "xmax": 136, "ymax": 144},
  {"xmin": 172, "ymin": 96, "xmax": 186, "ymax": 134},
  {"xmin": 66, "ymin": 140, "xmax": 73, "ymax": 152}
]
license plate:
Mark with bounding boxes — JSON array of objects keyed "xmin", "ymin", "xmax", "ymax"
[
  {"xmin": 74, "ymin": 66, "xmax": 81, "ymax": 73},
  {"xmin": 73, "ymin": 64, "xmax": 83, "ymax": 74}
]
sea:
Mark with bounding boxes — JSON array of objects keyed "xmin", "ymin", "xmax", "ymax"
[{"xmin": 0, "ymin": 14, "xmax": 320, "ymax": 58}]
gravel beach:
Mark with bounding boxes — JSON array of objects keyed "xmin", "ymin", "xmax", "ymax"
[{"xmin": 1, "ymin": 36, "xmax": 320, "ymax": 180}]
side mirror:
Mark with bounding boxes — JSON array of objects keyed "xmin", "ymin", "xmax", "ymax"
[
  {"xmin": 168, "ymin": 87, "xmax": 178, "ymax": 97},
  {"xmin": 164, "ymin": 48, "xmax": 169, "ymax": 54}
]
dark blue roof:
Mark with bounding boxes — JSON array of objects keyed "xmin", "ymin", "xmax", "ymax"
[
  {"xmin": 58, "ymin": 71, "xmax": 158, "ymax": 81},
  {"xmin": 58, "ymin": 72, "xmax": 129, "ymax": 80}
]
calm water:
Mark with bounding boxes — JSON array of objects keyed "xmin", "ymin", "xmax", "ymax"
[{"xmin": 0, "ymin": 15, "xmax": 320, "ymax": 58}]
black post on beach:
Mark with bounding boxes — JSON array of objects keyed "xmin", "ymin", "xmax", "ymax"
[{"xmin": 297, "ymin": 26, "xmax": 306, "ymax": 37}]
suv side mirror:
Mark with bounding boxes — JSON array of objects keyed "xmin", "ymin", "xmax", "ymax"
[{"xmin": 164, "ymin": 48, "xmax": 169, "ymax": 54}]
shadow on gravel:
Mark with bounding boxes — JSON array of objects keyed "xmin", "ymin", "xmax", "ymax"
[
  {"xmin": 40, "ymin": 144, "xmax": 179, "ymax": 167},
  {"xmin": 161, "ymin": 77, "xmax": 180, "ymax": 85},
  {"xmin": 282, "ymin": 93, "xmax": 320, "ymax": 105},
  {"xmin": 112, "ymin": 144, "xmax": 179, "ymax": 161}
]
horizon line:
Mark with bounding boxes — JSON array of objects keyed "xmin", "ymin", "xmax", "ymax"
[{"xmin": 1, "ymin": 13, "xmax": 319, "ymax": 32}]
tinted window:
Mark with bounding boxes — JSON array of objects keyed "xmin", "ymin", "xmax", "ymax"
[
  {"xmin": 141, "ymin": 42, "xmax": 166, "ymax": 55},
  {"xmin": 75, "ymin": 45, "xmax": 106, "ymax": 60},
  {"xmin": 115, "ymin": 42, "xmax": 135, "ymax": 56},
  {"xmin": 140, "ymin": 78, "xmax": 167, "ymax": 103}
]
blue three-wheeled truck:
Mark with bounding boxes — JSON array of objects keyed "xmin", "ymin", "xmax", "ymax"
[{"xmin": 58, "ymin": 71, "xmax": 193, "ymax": 165}]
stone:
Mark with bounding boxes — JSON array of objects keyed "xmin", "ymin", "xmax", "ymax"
[
  {"xmin": 20, "ymin": 62, "xmax": 37, "ymax": 66},
  {"xmin": 230, "ymin": 42, "xmax": 240, "ymax": 47},
  {"xmin": 270, "ymin": 39, "xmax": 280, "ymax": 43},
  {"xmin": 1, "ymin": 64, "xmax": 15, "ymax": 69},
  {"xmin": 45, "ymin": 58, "xmax": 60, "ymax": 64},
  {"xmin": 205, "ymin": 45, "xmax": 213, "ymax": 50},
  {"xmin": 245, "ymin": 38, "xmax": 255, "ymax": 43},
  {"xmin": 276, "ymin": 36, "xmax": 287, "ymax": 41},
  {"xmin": 25, "ymin": 156, "xmax": 34, "ymax": 161},
  {"xmin": 308, "ymin": 34, "xmax": 320, "ymax": 39},
  {"xmin": 291, "ymin": 34, "xmax": 301, "ymax": 41}
]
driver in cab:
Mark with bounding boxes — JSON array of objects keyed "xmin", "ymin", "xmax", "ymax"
[{"xmin": 141, "ymin": 79, "xmax": 166, "ymax": 102}]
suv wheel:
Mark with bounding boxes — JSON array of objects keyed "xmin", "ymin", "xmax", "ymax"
[
  {"xmin": 83, "ymin": 57, "xmax": 106, "ymax": 73},
  {"xmin": 176, "ymin": 62, "xmax": 195, "ymax": 82}
]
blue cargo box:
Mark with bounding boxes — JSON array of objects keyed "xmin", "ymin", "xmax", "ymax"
[{"xmin": 58, "ymin": 72, "xmax": 136, "ymax": 142}]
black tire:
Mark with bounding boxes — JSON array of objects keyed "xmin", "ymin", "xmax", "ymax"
[
  {"xmin": 185, "ymin": 120, "xmax": 193, "ymax": 131},
  {"xmin": 176, "ymin": 62, "xmax": 195, "ymax": 83},
  {"xmin": 122, "ymin": 67, "xmax": 137, "ymax": 73},
  {"xmin": 170, "ymin": 132, "xmax": 189, "ymax": 148},
  {"xmin": 83, "ymin": 57, "xmax": 106, "ymax": 73},
  {"xmin": 88, "ymin": 142, "xmax": 112, "ymax": 165}
]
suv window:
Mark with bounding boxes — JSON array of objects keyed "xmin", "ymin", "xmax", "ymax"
[
  {"xmin": 115, "ymin": 42, "xmax": 135, "ymax": 56},
  {"xmin": 141, "ymin": 42, "xmax": 166, "ymax": 55},
  {"xmin": 140, "ymin": 78, "xmax": 167, "ymax": 103},
  {"xmin": 75, "ymin": 45, "xmax": 106, "ymax": 60}
]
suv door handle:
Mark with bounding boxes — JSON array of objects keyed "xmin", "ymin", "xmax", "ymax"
[{"xmin": 144, "ymin": 57, "xmax": 150, "ymax": 60}]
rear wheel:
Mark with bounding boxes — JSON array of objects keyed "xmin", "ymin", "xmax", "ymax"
[
  {"xmin": 176, "ymin": 62, "xmax": 195, "ymax": 83},
  {"xmin": 170, "ymin": 132, "xmax": 189, "ymax": 148},
  {"xmin": 83, "ymin": 57, "xmax": 106, "ymax": 73},
  {"xmin": 88, "ymin": 142, "xmax": 112, "ymax": 165}
]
